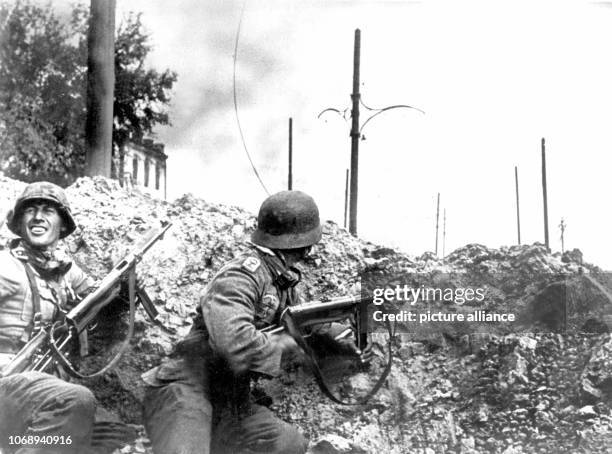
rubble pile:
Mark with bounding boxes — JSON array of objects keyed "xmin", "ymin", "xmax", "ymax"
[{"xmin": 1, "ymin": 175, "xmax": 611, "ymax": 453}]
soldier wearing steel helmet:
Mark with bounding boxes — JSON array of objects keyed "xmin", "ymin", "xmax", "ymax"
[
  {"xmin": 142, "ymin": 190, "xmax": 368, "ymax": 454},
  {"xmin": 0, "ymin": 182, "xmax": 97, "ymax": 454}
]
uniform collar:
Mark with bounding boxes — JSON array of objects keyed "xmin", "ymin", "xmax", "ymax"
[
  {"xmin": 9, "ymin": 238, "xmax": 72, "ymax": 279},
  {"xmin": 248, "ymin": 241, "xmax": 288, "ymax": 265}
]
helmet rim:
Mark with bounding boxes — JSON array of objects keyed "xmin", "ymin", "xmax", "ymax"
[
  {"xmin": 6, "ymin": 183, "xmax": 76, "ymax": 240},
  {"xmin": 251, "ymin": 190, "xmax": 322, "ymax": 250}
]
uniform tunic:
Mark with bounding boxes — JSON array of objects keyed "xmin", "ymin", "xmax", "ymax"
[
  {"xmin": 0, "ymin": 248, "xmax": 96, "ymax": 454},
  {"xmin": 143, "ymin": 246, "xmax": 308, "ymax": 454}
]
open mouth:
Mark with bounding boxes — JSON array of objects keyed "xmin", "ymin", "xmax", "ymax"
[{"xmin": 29, "ymin": 226, "xmax": 48, "ymax": 235}]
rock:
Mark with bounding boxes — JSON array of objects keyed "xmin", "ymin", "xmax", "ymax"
[
  {"xmin": 580, "ymin": 334, "xmax": 612, "ymax": 402},
  {"xmin": 562, "ymin": 249, "xmax": 583, "ymax": 265},
  {"xmin": 2, "ymin": 175, "xmax": 612, "ymax": 454},
  {"xmin": 397, "ymin": 342, "xmax": 426, "ymax": 359},
  {"xmin": 578, "ymin": 405, "xmax": 598, "ymax": 418},
  {"xmin": 518, "ymin": 336, "xmax": 537, "ymax": 350},
  {"xmin": 310, "ymin": 435, "xmax": 366, "ymax": 454},
  {"xmin": 508, "ymin": 353, "xmax": 529, "ymax": 380},
  {"xmin": 581, "ymin": 378, "xmax": 603, "ymax": 403}
]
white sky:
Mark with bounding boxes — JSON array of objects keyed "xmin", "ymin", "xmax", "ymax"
[{"xmin": 110, "ymin": 0, "xmax": 612, "ymax": 268}]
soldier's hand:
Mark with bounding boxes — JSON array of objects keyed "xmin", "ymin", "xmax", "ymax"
[
  {"xmin": 273, "ymin": 333, "xmax": 301, "ymax": 355},
  {"xmin": 334, "ymin": 334, "xmax": 374, "ymax": 366},
  {"xmin": 272, "ymin": 333, "xmax": 308, "ymax": 365}
]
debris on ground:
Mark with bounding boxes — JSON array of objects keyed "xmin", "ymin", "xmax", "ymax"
[{"xmin": 1, "ymin": 175, "xmax": 611, "ymax": 453}]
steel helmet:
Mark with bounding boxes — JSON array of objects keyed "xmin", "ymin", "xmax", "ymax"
[
  {"xmin": 6, "ymin": 182, "xmax": 77, "ymax": 239},
  {"xmin": 251, "ymin": 190, "xmax": 322, "ymax": 249}
]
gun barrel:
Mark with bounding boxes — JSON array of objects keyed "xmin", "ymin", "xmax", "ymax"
[
  {"xmin": 65, "ymin": 223, "xmax": 171, "ymax": 333},
  {"xmin": 289, "ymin": 295, "xmax": 371, "ymax": 318}
]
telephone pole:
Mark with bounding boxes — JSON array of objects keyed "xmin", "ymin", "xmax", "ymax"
[
  {"xmin": 348, "ymin": 29, "xmax": 361, "ymax": 235},
  {"xmin": 559, "ymin": 218, "xmax": 566, "ymax": 253},
  {"xmin": 317, "ymin": 29, "xmax": 423, "ymax": 236},
  {"xmin": 344, "ymin": 169, "xmax": 349, "ymax": 229},
  {"xmin": 442, "ymin": 208, "xmax": 446, "ymax": 257},
  {"xmin": 288, "ymin": 118, "xmax": 293, "ymax": 190},
  {"xmin": 541, "ymin": 138, "xmax": 550, "ymax": 251},
  {"xmin": 85, "ymin": 0, "xmax": 115, "ymax": 178},
  {"xmin": 515, "ymin": 166, "xmax": 521, "ymax": 245},
  {"xmin": 435, "ymin": 193, "xmax": 440, "ymax": 256}
]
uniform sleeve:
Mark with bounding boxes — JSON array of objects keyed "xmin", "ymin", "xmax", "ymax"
[
  {"xmin": 0, "ymin": 252, "xmax": 22, "ymax": 301},
  {"xmin": 201, "ymin": 266, "xmax": 283, "ymax": 377},
  {"xmin": 66, "ymin": 262, "xmax": 96, "ymax": 297}
]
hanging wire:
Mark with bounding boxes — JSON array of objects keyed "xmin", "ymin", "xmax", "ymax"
[
  {"xmin": 232, "ymin": 0, "xmax": 270, "ymax": 195},
  {"xmin": 358, "ymin": 96, "xmax": 425, "ymax": 136}
]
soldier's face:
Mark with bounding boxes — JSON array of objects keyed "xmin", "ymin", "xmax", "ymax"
[{"xmin": 19, "ymin": 202, "xmax": 64, "ymax": 249}]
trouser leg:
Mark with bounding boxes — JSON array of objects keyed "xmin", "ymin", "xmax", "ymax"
[
  {"xmin": 0, "ymin": 371, "xmax": 95, "ymax": 454},
  {"xmin": 143, "ymin": 381, "xmax": 213, "ymax": 454},
  {"xmin": 212, "ymin": 404, "xmax": 307, "ymax": 454}
]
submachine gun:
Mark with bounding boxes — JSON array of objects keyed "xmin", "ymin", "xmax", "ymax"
[
  {"xmin": 1, "ymin": 222, "xmax": 172, "ymax": 379},
  {"xmin": 263, "ymin": 294, "xmax": 395, "ymax": 405}
]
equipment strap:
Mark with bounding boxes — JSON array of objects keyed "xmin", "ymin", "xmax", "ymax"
[
  {"xmin": 47, "ymin": 266, "xmax": 138, "ymax": 379},
  {"xmin": 22, "ymin": 262, "xmax": 42, "ymax": 340},
  {"xmin": 281, "ymin": 310, "xmax": 395, "ymax": 405}
]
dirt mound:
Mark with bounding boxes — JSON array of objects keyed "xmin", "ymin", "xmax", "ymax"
[{"xmin": 1, "ymin": 175, "xmax": 611, "ymax": 453}]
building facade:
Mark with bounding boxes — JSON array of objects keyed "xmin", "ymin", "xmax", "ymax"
[{"xmin": 117, "ymin": 139, "xmax": 167, "ymax": 199}]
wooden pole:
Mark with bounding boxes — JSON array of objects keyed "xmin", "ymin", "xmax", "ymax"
[
  {"xmin": 85, "ymin": 0, "xmax": 115, "ymax": 177},
  {"xmin": 348, "ymin": 29, "xmax": 361, "ymax": 235},
  {"xmin": 515, "ymin": 166, "xmax": 521, "ymax": 245},
  {"xmin": 435, "ymin": 193, "xmax": 440, "ymax": 255},
  {"xmin": 344, "ymin": 169, "xmax": 349, "ymax": 229},
  {"xmin": 541, "ymin": 138, "xmax": 550, "ymax": 251},
  {"xmin": 559, "ymin": 218, "xmax": 566, "ymax": 253},
  {"xmin": 288, "ymin": 118, "xmax": 293, "ymax": 190},
  {"xmin": 442, "ymin": 208, "xmax": 446, "ymax": 257}
]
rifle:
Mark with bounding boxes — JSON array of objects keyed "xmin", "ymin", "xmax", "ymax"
[
  {"xmin": 1, "ymin": 222, "xmax": 172, "ymax": 378},
  {"xmin": 263, "ymin": 294, "xmax": 371, "ymax": 350},
  {"xmin": 263, "ymin": 294, "xmax": 394, "ymax": 405}
]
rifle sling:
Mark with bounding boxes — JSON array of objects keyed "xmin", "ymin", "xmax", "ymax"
[
  {"xmin": 47, "ymin": 267, "xmax": 138, "ymax": 379},
  {"xmin": 282, "ymin": 311, "xmax": 394, "ymax": 406},
  {"xmin": 22, "ymin": 262, "xmax": 42, "ymax": 341}
]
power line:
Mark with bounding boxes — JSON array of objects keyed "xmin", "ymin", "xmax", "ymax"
[{"xmin": 232, "ymin": 0, "xmax": 270, "ymax": 196}]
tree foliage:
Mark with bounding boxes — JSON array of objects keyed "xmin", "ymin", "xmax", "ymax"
[{"xmin": 0, "ymin": 1, "xmax": 176, "ymax": 184}]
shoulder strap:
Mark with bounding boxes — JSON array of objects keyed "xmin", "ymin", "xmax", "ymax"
[
  {"xmin": 282, "ymin": 310, "xmax": 394, "ymax": 405},
  {"xmin": 22, "ymin": 262, "xmax": 42, "ymax": 341}
]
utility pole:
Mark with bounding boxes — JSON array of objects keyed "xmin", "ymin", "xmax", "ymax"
[
  {"xmin": 344, "ymin": 169, "xmax": 349, "ymax": 229},
  {"xmin": 85, "ymin": 0, "xmax": 115, "ymax": 178},
  {"xmin": 435, "ymin": 193, "xmax": 440, "ymax": 256},
  {"xmin": 317, "ymin": 29, "xmax": 423, "ymax": 236},
  {"xmin": 348, "ymin": 29, "xmax": 361, "ymax": 235},
  {"xmin": 442, "ymin": 208, "xmax": 446, "ymax": 258},
  {"xmin": 288, "ymin": 117, "xmax": 293, "ymax": 190},
  {"xmin": 559, "ymin": 218, "xmax": 566, "ymax": 253},
  {"xmin": 515, "ymin": 166, "xmax": 521, "ymax": 245},
  {"xmin": 541, "ymin": 138, "xmax": 550, "ymax": 251}
]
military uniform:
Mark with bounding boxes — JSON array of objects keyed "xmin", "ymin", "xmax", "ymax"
[
  {"xmin": 142, "ymin": 245, "xmax": 308, "ymax": 454},
  {"xmin": 0, "ymin": 182, "xmax": 96, "ymax": 454},
  {"xmin": 0, "ymin": 243, "xmax": 97, "ymax": 454}
]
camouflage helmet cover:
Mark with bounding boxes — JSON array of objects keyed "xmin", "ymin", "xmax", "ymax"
[{"xmin": 6, "ymin": 182, "xmax": 76, "ymax": 239}]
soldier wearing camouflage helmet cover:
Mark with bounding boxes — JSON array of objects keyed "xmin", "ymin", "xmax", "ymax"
[
  {"xmin": 0, "ymin": 182, "xmax": 97, "ymax": 454},
  {"xmin": 142, "ymin": 190, "xmax": 368, "ymax": 454}
]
